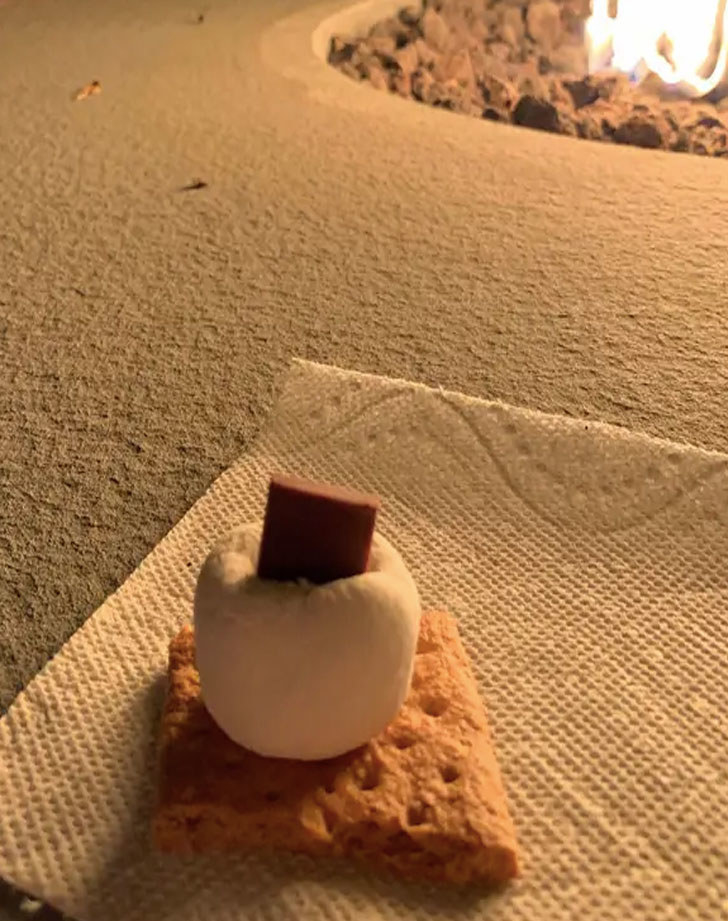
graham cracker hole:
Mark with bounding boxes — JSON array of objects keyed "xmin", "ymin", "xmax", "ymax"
[
  {"xmin": 356, "ymin": 762, "xmax": 381, "ymax": 791},
  {"xmin": 394, "ymin": 734, "xmax": 415, "ymax": 750},
  {"xmin": 440, "ymin": 764, "xmax": 460, "ymax": 783},
  {"xmin": 265, "ymin": 791, "xmax": 281, "ymax": 803},
  {"xmin": 406, "ymin": 802, "xmax": 429, "ymax": 827},
  {"xmin": 422, "ymin": 696, "xmax": 448, "ymax": 717}
]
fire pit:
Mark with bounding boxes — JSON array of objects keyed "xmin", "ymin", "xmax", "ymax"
[{"xmin": 329, "ymin": 0, "xmax": 728, "ymax": 157}]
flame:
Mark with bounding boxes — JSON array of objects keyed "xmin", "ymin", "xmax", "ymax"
[{"xmin": 586, "ymin": 0, "xmax": 728, "ymax": 97}]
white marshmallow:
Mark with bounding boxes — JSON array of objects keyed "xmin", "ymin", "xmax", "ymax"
[{"xmin": 193, "ymin": 522, "xmax": 421, "ymax": 760}]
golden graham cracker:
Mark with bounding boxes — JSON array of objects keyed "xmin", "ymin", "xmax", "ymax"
[{"xmin": 153, "ymin": 610, "xmax": 519, "ymax": 885}]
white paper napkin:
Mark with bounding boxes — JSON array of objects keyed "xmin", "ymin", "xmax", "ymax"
[{"xmin": 1, "ymin": 359, "xmax": 727, "ymax": 921}]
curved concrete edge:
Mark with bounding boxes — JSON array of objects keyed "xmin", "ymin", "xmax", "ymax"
[
  {"xmin": 258, "ymin": 0, "xmax": 589, "ymax": 150},
  {"xmin": 260, "ymin": 0, "xmax": 421, "ymax": 117},
  {"xmin": 311, "ymin": 0, "xmax": 404, "ymax": 59}
]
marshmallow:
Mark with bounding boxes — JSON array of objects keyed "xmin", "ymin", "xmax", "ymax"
[{"xmin": 193, "ymin": 522, "xmax": 421, "ymax": 760}]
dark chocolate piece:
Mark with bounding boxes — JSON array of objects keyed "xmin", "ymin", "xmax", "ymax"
[{"xmin": 257, "ymin": 473, "xmax": 380, "ymax": 584}]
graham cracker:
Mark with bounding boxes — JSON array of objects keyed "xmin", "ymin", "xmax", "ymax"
[{"xmin": 153, "ymin": 610, "xmax": 519, "ymax": 885}]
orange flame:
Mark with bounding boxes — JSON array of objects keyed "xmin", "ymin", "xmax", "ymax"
[{"xmin": 587, "ymin": 0, "xmax": 728, "ymax": 97}]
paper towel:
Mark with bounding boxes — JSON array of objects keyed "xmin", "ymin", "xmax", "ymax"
[{"xmin": 1, "ymin": 359, "xmax": 727, "ymax": 921}]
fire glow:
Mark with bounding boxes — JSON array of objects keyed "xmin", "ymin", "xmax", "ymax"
[{"xmin": 587, "ymin": 0, "xmax": 728, "ymax": 98}]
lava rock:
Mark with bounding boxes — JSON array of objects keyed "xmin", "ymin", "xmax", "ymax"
[
  {"xmin": 367, "ymin": 64, "xmax": 390, "ymax": 92},
  {"xmin": 411, "ymin": 68, "xmax": 435, "ymax": 103},
  {"xmin": 337, "ymin": 61, "xmax": 361, "ymax": 82},
  {"xmin": 398, "ymin": 5, "xmax": 421, "ymax": 28},
  {"xmin": 586, "ymin": 99, "xmax": 625, "ymax": 139},
  {"xmin": 560, "ymin": 0, "xmax": 591, "ymax": 38},
  {"xmin": 480, "ymin": 73, "xmax": 518, "ymax": 112},
  {"xmin": 564, "ymin": 76, "xmax": 600, "ymax": 109},
  {"xmin": 486, "ymin": 40, "xmax": 514, "ymax": 62},
  {"xmin": 394, "ymin": 42, "xmax": 419, "ymax": 76},
  {"xmin": 526, "ymin": 1, "xmax": 562, "ymax": 53},
  {"xmin": 614, "ymin": 114, "xmax": 667, "ymax": 149},
  {"xmin": 697, "ymin": 115, "xmax": 725, "ymax": 131},
  {"xmin": 329, "ymin": 37, "xmax": 357, "ymax": 66},
  {"xmin": 411, "ymin": 70, "xmax": 465, "ymax": 111},
  {"xmin": 370, "ymin": 18, "xmax": 399, "ymax": 40},
  {"xmin": 690, "ymin": 126, "xmax": 728, "ymax": 155},
  {"xmin": 446, "ymin": 76, "xmax": 476, "ymax": 112},
  {"xmin": 499, "ymin": 7, "xmax": 525, "ymax": 47},
  {"xmin": 392, "ymin": 71, "xmax": 412, "ymax": 97},
  {"xmin": 483, "ymin": 106, "xmax": 509, "ymax": 122},
  {"xmin": 663, "ymin": 108, "xmax": 682, "ymax": 131},
  {"xmin": 671, "ymin": 129, "xmax": 691, "ymax": 152},
  {"xmin": 467, "ymin": 17, "xmax": 490, "ymax": 46},
  {"xmin": 594, "ymin": 72, "xmax": 632, "ymax": 101},
  {"xmin": 549, "ymin": 43, "xmax": 588, "ymax": 74},
  {"xmin": 637, "ymin": 72, "xmax": 669, "ymax": 97},
  {"xmin": 422, "ymin": 8, "xmax": 451, "ymax": 53},
  {"xmin": 348, "ymin": 47, "xmax": 370, "ymax": 77},
  {"xmin": 364, "ymin": 33, "xmax": 397, "ymax": 57},
  {"xmin": 435, "ymin": 48, "xmax": 476, "ymax": 87},
  {"xmin": 414, "ymin": 37, "xmax": 438, "ymax": 69},
  {"xmin": 576, "ymin": 113, "xmax": 603, "ymax": 140},
  {"xmin": 518, "ymin": 72, "xmax": 550, "ymax": 99},
  {"xmin": 470, "ymin": 46, "xmax": 510, "ymax": 81},
  {"xmin": 513, "ymin": 94, "xmax": 562, "ymax": 132},
  {"xmin": 548, "ymin": 77, "xmax": 574, "ymax": 111}
]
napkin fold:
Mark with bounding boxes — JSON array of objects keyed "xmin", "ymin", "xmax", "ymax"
[{"xmin": 1, "ymin": 360, "xmax": 727, "ymax": 921}]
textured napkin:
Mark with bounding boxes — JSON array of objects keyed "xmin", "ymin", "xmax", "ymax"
[{"xmin": 1, "ymin": 360, "xmax": 727, "ymax": 921}]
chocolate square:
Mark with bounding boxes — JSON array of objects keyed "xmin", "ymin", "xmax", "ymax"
[{"xmin": 256, "ymin": 473, "xmax": 380, "ymax": 584}]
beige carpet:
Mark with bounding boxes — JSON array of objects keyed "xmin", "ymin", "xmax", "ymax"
[{"xmin": 1, "ymin": 0, "xmax": 728, "ymax": 916}]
